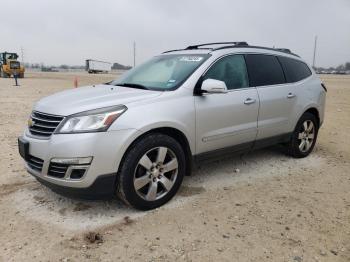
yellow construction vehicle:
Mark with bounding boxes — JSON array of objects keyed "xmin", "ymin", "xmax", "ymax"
[{"xmin": 0, "ymin": 52, "xmax": 25, "ymax": 78}]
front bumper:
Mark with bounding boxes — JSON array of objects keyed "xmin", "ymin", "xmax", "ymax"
[
  {"xmin": 20, "ymin": 128, "xmax": 141, "ymax": 196},
  {"xmin": 31, "ymin": 170, "xmax": 117, "ymax": 199}
]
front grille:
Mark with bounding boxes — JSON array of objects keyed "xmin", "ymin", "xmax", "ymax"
[
  {"xmin": 48, "ymin": 162, "xmax": 68, "ymax": 178},
  {"xmin": 10, "ymin": 61, "xmax": 20, "ymax": 69},
  {"xmin": 27, "ymin": 155, "xmax": 44, "ymax": 172},
  {"xmin": 29, "ymin": 111, "xmax": 64, "ymax": 137}
]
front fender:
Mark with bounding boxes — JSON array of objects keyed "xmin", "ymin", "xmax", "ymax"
[{"xmin": 137, "ymin": 121, "xmax": 195, "ymax": 153}]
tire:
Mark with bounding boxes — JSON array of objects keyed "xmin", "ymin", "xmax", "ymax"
[
  {"xmin": 1, "ymin": 71, "xmax": 9, "ymax": 78},
  {"xmin": 117, "ymin": 133, "xmax": 186, "ymax": 210},
  {"xmin": 287, "ymin": 112, "xmax": 319, "ymax": 158}
]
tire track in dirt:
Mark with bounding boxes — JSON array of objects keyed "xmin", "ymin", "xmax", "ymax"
[{"xmin": 0, "ymin": 181, "xmax": 34, "ymax": 197}]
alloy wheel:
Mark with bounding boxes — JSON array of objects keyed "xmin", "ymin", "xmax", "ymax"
[
  {"xmin": 133, "ymin": 147, "xmax": 178, "ymax": 201},
  {"xmin": 298, "ymin": 120, "xmax": 315, "ymax": 153}
]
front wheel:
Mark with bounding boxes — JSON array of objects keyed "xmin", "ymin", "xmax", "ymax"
[
  {"xmin": 287, "ymin": 112, "xmax": 319, "ymax": 158},
  {"xmin": 117, "ymin": 133, "xmax": 186, "ymax": 210}
]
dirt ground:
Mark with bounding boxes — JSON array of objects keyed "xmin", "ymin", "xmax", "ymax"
[{"xmin": 0, "ymin": 72, "xmax": 349, "ymax": 262}]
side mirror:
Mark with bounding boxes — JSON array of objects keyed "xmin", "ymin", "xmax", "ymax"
[{"xmin": 201, "ymin": 79, "xmax": 228, "ymax": 94}]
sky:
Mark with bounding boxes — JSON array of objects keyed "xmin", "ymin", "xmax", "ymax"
[{"xmin": 1, "ymin": 0, "xmax": 349, "ymax": 68}]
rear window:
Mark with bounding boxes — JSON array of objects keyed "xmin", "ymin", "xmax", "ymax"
[
  {"xmin": 245, "ymin": 54, "xmax": 285, "ymax": 87},
  {"xmin": 278, "ymin": 56, "xmax": 312, "ymax": 83}
]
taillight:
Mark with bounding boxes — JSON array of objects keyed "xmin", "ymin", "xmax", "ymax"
[{"xmin": 321, "ymin": 83, "xmax": 327, "ymax": 92}]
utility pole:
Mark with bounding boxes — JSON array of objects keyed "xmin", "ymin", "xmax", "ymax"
[
  {"xmin": 312, "ymin": 36, "xmax": 317, "ymax": 68},
  {"xmin": 133, "ymin": 41, "xmax": 136, "ymax": 68},
  {"xmin": 20, "ymin": 46, "xmax": 24, "ymax": 64}
]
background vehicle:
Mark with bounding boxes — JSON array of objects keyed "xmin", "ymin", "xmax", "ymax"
[
  {"xmin": 19, "ymin": 42, "xmax": 326, "ymax": 210},
  {"xmin": 85, "ymin": 59, "xmax": 112, "ymax": 74},
  {"xmin": 0, "ymin": 52, "xmax": 25, "ymax": 78}
]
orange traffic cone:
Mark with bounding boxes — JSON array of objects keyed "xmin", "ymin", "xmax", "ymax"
[{"xmin": 74, "ymin": 76, "xmax": 78, "ymax": 88}]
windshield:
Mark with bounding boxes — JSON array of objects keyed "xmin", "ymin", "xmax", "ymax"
[
  {"xmin": 5, "ymin": 53, "xmax": 18, "ymax": 60},
  {"xmin": 110, "ymin": 54, "xmax": 210, "ymax": 91}
]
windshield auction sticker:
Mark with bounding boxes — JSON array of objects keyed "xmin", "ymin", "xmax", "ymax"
[{"xmin": 179, "ymin": 56, "xmax": 203, "ymax": 62}]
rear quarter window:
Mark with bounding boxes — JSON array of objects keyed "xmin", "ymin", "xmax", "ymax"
[
  {"xmin": 278, "ymin": 56, "xmax": 312, "ymax": 83},
  {"xmin": 245, "ymin": 54, "xmax": 285, "ymax": 87}
]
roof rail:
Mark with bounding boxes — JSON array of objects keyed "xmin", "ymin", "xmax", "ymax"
[
  {"xmin": 162, "ymin": 43, "xmax": 300, "ymax": 57},
  {"xmin": 162, "ymin": 42, "xmax": 248, "ymax": 54},
  {"xmin": 185, "ymin": 42, "xmax": 248, "ymax": 50},
  {"xmin": 213, "ymin": 45, "xmax": 299, "ymax": 57},
  {"xmin": 275, "ymin": 48, "xmax": 292, "ymax": 53}
]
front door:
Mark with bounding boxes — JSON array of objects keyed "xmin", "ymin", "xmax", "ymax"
[{"xmin": 195, "ymin": 54, "xmax": 259, "ymax": 154}]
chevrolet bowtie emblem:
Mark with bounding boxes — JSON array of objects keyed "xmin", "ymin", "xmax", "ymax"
[{"xmin": 28, "ymin": 118, "xmax": 35, "ymax": 127}]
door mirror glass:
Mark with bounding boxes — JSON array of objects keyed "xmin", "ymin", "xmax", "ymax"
[{"xmin": 201, "ymin": 79, "xmax": 228, "ymax": 94}]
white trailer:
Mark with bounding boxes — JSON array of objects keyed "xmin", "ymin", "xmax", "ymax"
[{"xmin": 85, "ymin": 59, "xmax": 112, "ymax": 74}]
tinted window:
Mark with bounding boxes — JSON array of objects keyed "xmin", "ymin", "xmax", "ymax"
[
  {"xmin": 204, "ymin": 55, "xmax": 249, "ymax": 90},
  {"xmin": 278, "ymin": 56, "xmax": 312, "ymax": 82},
  {"xmin": 245, "ymin": 54, "xmax": 285, "ymax": 87}
]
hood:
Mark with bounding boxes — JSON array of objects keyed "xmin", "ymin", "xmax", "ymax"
[{"xmin": 34, "ymin": 84, "xmax": 162, "ymax": 116}]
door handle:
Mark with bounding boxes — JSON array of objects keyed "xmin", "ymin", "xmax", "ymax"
[
  {"xmin": 287, "ymin": 93, "xmax": 296, "ymax": 99},
  {"xmin": 244, "ymin": 98, "xmax": 256, "ymax": 105}
]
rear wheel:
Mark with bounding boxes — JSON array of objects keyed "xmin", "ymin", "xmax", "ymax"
[
  {"xmin": 287, "ymin": 112, "xmax": 319, "ymax": 158},
  {"xmin": 117, "ymin": 133, "xmax": 186, "ymax": 210}
]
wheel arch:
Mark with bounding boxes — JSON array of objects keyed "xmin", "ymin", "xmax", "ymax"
[
  {"xmin": 287, "ymin": 106, "xmax": 320, "ymax": 158},
  {"xmin": 118, "ymin": 127, "xmax": 193, "ymax": 176},
  {"xmin": 303, "ymin": 107, "xmax": 320, "ymax": 127},
  {"xmin": 293, "ymin": 105, "xmax": 320, "ymax": 130}
]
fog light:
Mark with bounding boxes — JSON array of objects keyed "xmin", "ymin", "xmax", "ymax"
[
  {"xmin": 70, "ymin": 169, "xmax": 87, "ymax": 179},
  {"xmin": 51, "ymin": 157, "xmax": 93, "ymax": 165}
]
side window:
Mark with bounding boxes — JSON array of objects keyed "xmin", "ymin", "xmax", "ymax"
[
  {"xmin": 245, "ymin": 54, "xmax": 285, "ymax": 87},
  {"xmin": 203, "ymin": 55, "xmax": 249, "ymax": 90},
  {"xmin": 278, "ymin": 56, "xmax": 312, "ymax": 83}
]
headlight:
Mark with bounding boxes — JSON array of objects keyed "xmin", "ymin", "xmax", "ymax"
[{"xmin": 56, "ymin": 105, "xmax": 127, "ymax": 134}]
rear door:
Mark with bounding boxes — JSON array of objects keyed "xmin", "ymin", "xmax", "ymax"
[
  {"xmin": 277, "ymin": 56, "xmax": 314, "ymax": 126},
  {"xmin": 195, "ymin": 54, "xmax": 259, "ymax": 154},
  {"xmin": 245, "ymin": 54, "xmax": 297, "ymax": 140}
]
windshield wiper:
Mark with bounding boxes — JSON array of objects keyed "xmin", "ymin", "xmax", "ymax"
[{"xmin": 116, "ymin": 83, "xmax": 149, "ymax": 90}]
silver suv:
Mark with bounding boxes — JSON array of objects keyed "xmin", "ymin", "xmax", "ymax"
[{"xmin": 18, "ymin": 42, "xmax": 326, "ymax": 210}]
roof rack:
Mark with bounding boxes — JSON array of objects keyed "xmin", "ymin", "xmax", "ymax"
[
  {"xmin": 162, "ymin": 42, "xmax": 300, "ymax": 57},
  {"xmin": 162, "ymin": 42, "xmax": 248, "ymax": 53},
  {"xmin": 185, "ymin": 42, "xmax": 248, "ymax": 50},
  {"xmin": 211, "ymin": 45, "xmax": 299, "ymax": 57},
  {"xmin": 275, "ymin": 48, "xmax": 292, "ymax": 53}
]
